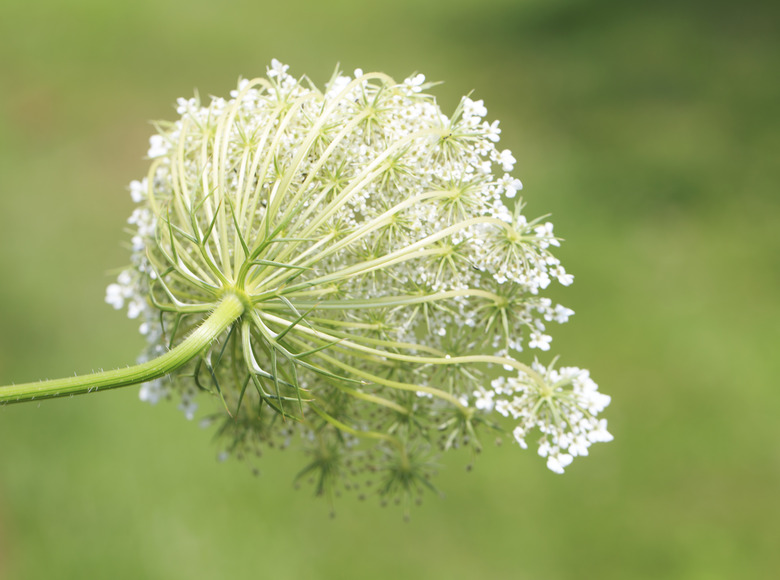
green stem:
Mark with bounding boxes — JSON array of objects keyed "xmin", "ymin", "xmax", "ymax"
[{"xmin": 0, "ymin": 293, "xmax": 245, "ymax": 405}]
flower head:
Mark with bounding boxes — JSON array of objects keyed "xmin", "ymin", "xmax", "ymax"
[
  {"xmin": 491, "ymin": 359, "xmax": 612, "ymax": 473},
  {"xmin": 107, "ymin": 61, "xmax": 611, "ymax": 504}
]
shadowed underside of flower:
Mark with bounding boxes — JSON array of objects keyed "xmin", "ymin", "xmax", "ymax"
[{"xmin": 2, "ymin": 60, "xmax": 611, "ymax": 510}]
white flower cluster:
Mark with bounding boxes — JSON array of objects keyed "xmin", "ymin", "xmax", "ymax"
[
  {"xmin": 488, "ymin": 360, "xmax": 613, "ymax": 473},
  {"xmin": 104, "ymin": 60, "xmax": 610, "ymax": 482}
]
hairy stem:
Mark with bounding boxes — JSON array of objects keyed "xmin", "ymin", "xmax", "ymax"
[{"xmin": 0, "ymin": 293, "xmax": 245, "ymax": 405}]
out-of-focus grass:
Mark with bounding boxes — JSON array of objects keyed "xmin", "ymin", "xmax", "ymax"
[{"xmin": 1, "ymin": 0, "xmax": 778, "ymax": 578}]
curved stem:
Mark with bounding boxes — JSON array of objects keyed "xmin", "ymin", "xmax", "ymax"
[{"xmin": 0, "ymin": 293, "xmax": 245, "ymax": 405}]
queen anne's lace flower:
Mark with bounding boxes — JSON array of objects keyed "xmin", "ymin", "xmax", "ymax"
[{"xmin": 105, "ymin": 61, "xmax": 611, "ymax": 502}]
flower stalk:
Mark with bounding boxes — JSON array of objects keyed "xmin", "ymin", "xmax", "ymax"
[{"xmin": 0, "ymin": 293, "xmax": 244, "ymax": 405}]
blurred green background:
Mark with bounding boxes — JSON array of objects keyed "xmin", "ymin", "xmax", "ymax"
[{"xmin": 1, "ymin": 0, "xmax": 778, "ymax": 578}]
